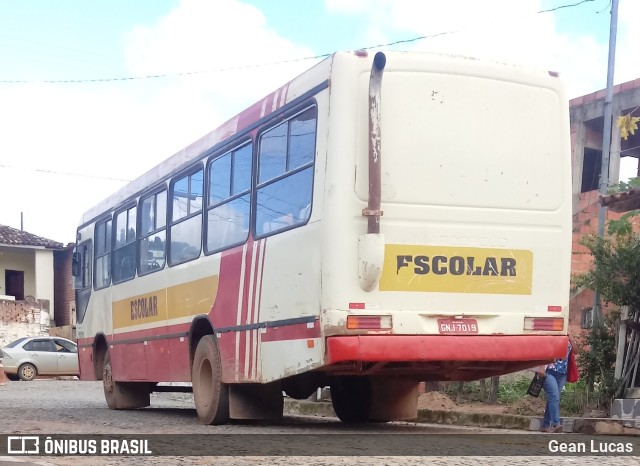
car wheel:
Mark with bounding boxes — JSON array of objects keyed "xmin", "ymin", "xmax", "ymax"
[{"xmin": 18, "ymin": 363, "xmax": 37, "ymax": 381}]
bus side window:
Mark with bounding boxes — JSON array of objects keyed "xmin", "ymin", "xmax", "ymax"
[
  {"xmin": 255, "ymin": 106, "xmax": 317, "ymax": 237},
  {"xmin": 206, "ymin": 142, "xmax": 251, "ymax": 254},
  {"xmin": 169, "ymin": 167, "xmax": 203, "ymax": 265},
  {"xmin": 94, "ymin": 218, "xmax": 112, "ymax": 289},
  {"xmin": 139, "ymin": 189, "xmax": 167, "ymax": 275},
  {"xmin": 73, "ymin": 242, "xmax": 91, "ymax": 290},
  {"xmin": 113, "ymin": 204, "xmax": 137, "ymax": 283}
]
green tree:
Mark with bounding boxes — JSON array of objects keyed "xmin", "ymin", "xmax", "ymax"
[
  {"xmin": 573, "ymin": 216, "xmax": 638, "ymax": 407},
  {"xmin": 575, "ymin": 311, "xmax": 620, "ymax": 408},
  {"xmin": 576, "ymin": 213, "xmax": 640, "ymax": 310}
]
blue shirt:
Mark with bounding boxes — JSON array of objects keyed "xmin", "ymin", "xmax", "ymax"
[{"xmin": 547, "ymin": 341, "xmax": 572, "ymax": 374}]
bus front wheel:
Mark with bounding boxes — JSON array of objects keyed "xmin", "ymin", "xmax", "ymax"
[
  {"xmin": 330, "ymin": 376, "xmax": 371, "ymax": 423},
  {"xmin": 192, "ymin": 335, "xmax": 229, "ymax": 425}
]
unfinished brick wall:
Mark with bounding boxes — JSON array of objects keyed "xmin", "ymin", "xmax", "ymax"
[
  {"xmin": 53, "ymin": 247, "xmax": 75, "ymax": 326},
  {"xmin": 570, "ymin": 191, "xmax": 631, "ymax": 341},
  {"xmin": 0, "ymin": 299, "xmax": 49, "ymax": 347}
]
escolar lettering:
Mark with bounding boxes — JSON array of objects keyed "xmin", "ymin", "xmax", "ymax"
[
  {"xmin": 130, "ymin": 295, "xmax": 159, "ymax": 320},
  {"xmin": 396, "ymin": 255, "xmax": 517, "ymax": 276}
]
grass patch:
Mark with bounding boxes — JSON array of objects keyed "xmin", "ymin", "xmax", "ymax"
[{"xmin": 443, "ymin": 376, "xmax": 600, "ymax": 417}]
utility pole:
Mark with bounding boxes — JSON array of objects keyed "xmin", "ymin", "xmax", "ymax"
[{"xmin": 593, "ymin": 0, "xmax": 619, "ymax": 326}]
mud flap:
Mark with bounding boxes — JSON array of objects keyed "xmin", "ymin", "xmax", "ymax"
[
  {"xmin": 229, "ymin": 381, "xmax": 284, "ymax": 420},
  {"xmin": 369, "ymin": 377, "xmax": 418, "ymax": 421},
  {"xmin": 112, "ymin": 382, "xmax": 151, "ymax": 410}
]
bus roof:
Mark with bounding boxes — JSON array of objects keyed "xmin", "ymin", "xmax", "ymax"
[{"xmin": 78, "ymin": 50, "xmax": 561, "ymax": 229}]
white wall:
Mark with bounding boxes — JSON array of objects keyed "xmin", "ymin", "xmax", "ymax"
[
  {"xmin": 0, "ymin": 247, "xmax": 36, "ymax": 297},
  {"xmin": 35, "ymin": 249, "xmax": 55, "ymax": 320},
  {"xmin": 0, "ymin": 246, "xmax": 56, "ymax": 320}
]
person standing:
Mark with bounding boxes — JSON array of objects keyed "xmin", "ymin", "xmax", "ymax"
[{"xmin": 539, "ymin": 340, "xmax": 572, "ymax": 433}]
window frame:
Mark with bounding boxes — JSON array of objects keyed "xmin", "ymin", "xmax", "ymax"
[
  {"xmin": 253, "ymin": 104, "xmax": 318, "ymax": 240},
  {"xmin": 204, "ymin": 139, "xmax": 254, "ymax": 256},
  {"xmin": 74, "ymin": 239, "xmax": 93, "ymax": 324},
  {"xmin": 93, "ymin": 215, "xmax": 113, "ymax": 290},
  {"xmin": 24, "ymin": 339, "xmax": 56, "ymax": 352},
  {"xmin": 581, "ymin": 307, "xmax": 593, "ymax": 329},
  {"xmin": 137, "ymin": 185, "xmax": 168, "ymax": 276},
  {"xmin": 168, "ymin": 163, "xmax": 205, "ymax": 266},
  {"xmin": 112, "ymin": 201, "xmax": 138, "ymax": 285},
  {"xmin": 53, "ymin": 338, "xmax": 77, "ymax": 353},
  {"xmin": 74, "ymin": 240, "xmax": 92, "ymax": 291}
]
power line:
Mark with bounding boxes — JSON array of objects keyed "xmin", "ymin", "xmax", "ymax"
[
  {"xmin": 0, "ymin": 163, "xmax": 131, "ymax": 182},
  {"xmin": 0, "ymin": 0, "xmax": 598, "ymax": 85},
  {"xmin": 538, "ymin": 0, "xmax": 597, "ymax": 13}
]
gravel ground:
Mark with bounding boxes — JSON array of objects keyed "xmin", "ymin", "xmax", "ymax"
[{"xmin": 0, "ymin": 379, "xmax": 635, "ymax": 466}]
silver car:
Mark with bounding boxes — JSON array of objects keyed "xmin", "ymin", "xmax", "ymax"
[{"xmin": 0, "ymin": 336, "xmax": 79, "ymax": 381}]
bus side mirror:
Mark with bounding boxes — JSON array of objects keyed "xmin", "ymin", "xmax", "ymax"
[{"xmin": 72, "ymin": 252, "xmax": 81, "ymax": 277}]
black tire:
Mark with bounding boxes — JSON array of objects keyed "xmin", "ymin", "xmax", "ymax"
[
  {"xmin": 282, "ymin": 373, "xmax": 321, "ymax": 400},
  {"xmin": 330, "ymin": 376, "xmax": 371, "ymax": 423},
  {"xmin": 192, "ymin": 335, "xmax": 229, "ymax": 425},
  {"xmin": 103, "ymin": 351, "xmax": 118, "ymax": 409},
  {"xmin": 103, "ymin": 351, "xmax": 150, "ymax": 410},
  {"xmin": 18, "ymin": 363, "xmax": 37, "ymax": 381}
]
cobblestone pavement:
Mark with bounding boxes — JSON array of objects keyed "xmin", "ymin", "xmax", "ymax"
[{"xmin": 0, "ymin": 380, "xmax": 635, "ymax": 465}]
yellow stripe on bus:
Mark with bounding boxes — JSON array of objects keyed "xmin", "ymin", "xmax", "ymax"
[
  {"xmin": 379, "ymin": 245, "xmax": 533, "ymax": 295},
  {"xmin": 112, "ymin": 275, "xmax": 219, "ymax": 329}
]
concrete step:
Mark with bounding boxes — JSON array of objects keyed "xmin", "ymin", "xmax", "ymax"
[
  {"xmin": 611, "ymin": 398, "xmax": 640, "ymax": 419},
  {"xmin": 529, "ymin": 417, "xmax": 575, "ymax": 432},
  {"xmin": 283, "ymin": 400, "xmax": 640, "ymax": 435}
]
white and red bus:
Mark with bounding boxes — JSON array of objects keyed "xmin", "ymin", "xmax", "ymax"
[{"xmin": 73, "ymin": 50, "xmax": 571, "ymax": 424}]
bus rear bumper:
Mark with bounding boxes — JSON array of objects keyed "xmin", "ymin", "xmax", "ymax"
[{"xmin": 326, "ymin": 334, "xmax": 568, "ymax": 364}]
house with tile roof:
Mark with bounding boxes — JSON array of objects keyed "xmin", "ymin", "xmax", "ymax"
[{"xmin": 0, "ymin": 224, "xmax": 66, "ymax": 326}]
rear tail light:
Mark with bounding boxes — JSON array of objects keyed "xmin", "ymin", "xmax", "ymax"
[
  {"xmin": 346, "ymin": 315, "xmax": 392, "ymax": 330},
  {"xmin": 524, "ymin": 317, "xmax": 564, "ymax": 331}
]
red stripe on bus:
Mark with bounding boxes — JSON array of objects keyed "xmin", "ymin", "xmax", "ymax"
[
  {"xmin": 215, "ymin": 244, "xmax": 246, "ymax": 327},
  {"xmin": 238, "ymin": 238, "xmax": 255, "ymax": 378},
  {"xmin": 261, "ymin": 320, "xmax": 320, "ymax": 343},
  {"xmin": 237, "ymin": 98, "xmax": 268, "ymax": 132},
  {"xmin": 248, "ymin": 239, "xmax": 262, "ymax": 378},
  {"xmin": 325, "ymin": 335, "xmax": 568, "ymax": 363},
  {"xmin": 282, "ymin": 84, "xmax": 290, "ymax": 108},
  {"xmin": 254, "ymin": 238, "xmax": 267, "ymax": 378},
  {"xmin": 215, "ymin": 242, "xmax": 248, "ymax": 380}
]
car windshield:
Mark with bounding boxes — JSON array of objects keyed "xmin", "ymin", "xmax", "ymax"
[{"xmin": 5, "ymin": 337, "xmax": 28, "ymax": 348}]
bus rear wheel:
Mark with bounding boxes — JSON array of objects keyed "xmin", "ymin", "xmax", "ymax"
[
  {"xmin": 192, "ymin": 335, "xmax": 229, "ymax": 425},
  {"xmin": 102, "ymin": 351, "xmax": 150, "ymax": 409},
  {"xmin": 330, "ymin": 376, "xmax": 371, "ymax": 423}
]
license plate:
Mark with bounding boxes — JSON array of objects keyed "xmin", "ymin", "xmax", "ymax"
[{"xmin": 437, "ymin": 318, "xmax": 479, "ymax": 335}]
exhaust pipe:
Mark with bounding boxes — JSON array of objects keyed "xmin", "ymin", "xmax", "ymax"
[
  {"xmin": 359, "ymin": 52, "xmax": 386, "ymax": 292},
  {"xmin": 363, "ymin": 52, "xmax": 386, "ymax": 234}
]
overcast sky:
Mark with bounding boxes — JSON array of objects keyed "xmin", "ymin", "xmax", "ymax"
[{"xmin": 0, "ymin": 0, "xmax": 638, "ymax": 243}]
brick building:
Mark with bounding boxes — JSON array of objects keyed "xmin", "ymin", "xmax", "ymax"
[
  {"xmin": 570, "ymin": 78, "xmax": 640, "ymax": 335},
  {"xmin": 53, "ymin": 244, "xmax": 75, "ymax": 327}
]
